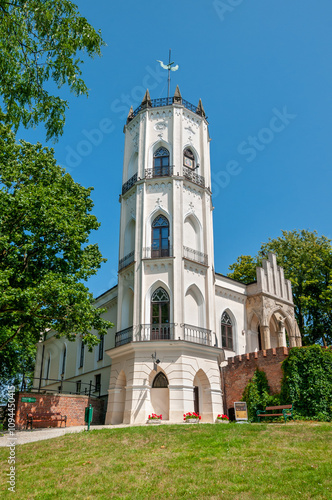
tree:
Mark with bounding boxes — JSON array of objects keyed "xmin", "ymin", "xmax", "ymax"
[
  {"xmin": 0, "ymin": 0, "xmax": 105, "ymax": 140},
  {"xmin": 228, "ymin": 230, "xmax": 332, "ymax": 346},
  {"xmin": 0, "ymin": 124, "xmax": 113, "ymax": 368}
]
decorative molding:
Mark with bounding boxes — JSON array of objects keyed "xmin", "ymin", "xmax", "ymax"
[
  {"xmin": 154, "ymin": 121, "xmax": 168, "ymax": 131},
  {"xmin": 216, "ymin": 287, "xmax": 246, "ymax": 304},
  {"xmin": 147, "ymin": 182, "xmax": 172, "ymax": 193},
  {"xmin": 184, "ymin": 262, "xmax": 206, "ymax": 276}
]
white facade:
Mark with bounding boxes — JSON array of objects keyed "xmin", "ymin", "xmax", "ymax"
[{"xmin": 34, "ymin": 88, "xmax": 301, "ymax": 424}]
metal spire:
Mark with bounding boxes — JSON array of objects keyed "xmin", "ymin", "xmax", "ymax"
[{"xmin": 156, "ymin": 49, "xmax": 179, "ymax": 99}]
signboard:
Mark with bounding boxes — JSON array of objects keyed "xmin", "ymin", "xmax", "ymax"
[
  {"xmin": 21, "ymin": 397, "xmax": 36, "ymax": 403},
  {"xmin": 234, "ymin": 401, "xmax": 248, "ymax": 422}
]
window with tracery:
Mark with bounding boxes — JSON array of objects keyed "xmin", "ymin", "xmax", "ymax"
[
  {"xmin": 221, "ymin": 311, "xmax": 234, "ymax": 350},
  {"xmin": 151, "ymin": 215, "xmax": 169, "ymax": 258},
  {"xmin": 153, "ymin": 147, "xmax": 170, "ymax": 176},
  {"xmin": 152, "ymin": 372, "xmax": 168, "ymax": 388}
]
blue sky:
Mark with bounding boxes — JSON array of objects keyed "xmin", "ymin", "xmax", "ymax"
[{"xmin": 18, "ymin": 0, "xmax": 332, "ymax": 297}]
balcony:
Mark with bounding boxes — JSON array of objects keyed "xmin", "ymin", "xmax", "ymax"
[
  {"xmin": 122, "ymin": 173, "xmax": 138, "ymax": 195},
  {"xmin": 183, "ymin": 165, "xmax": 205, "ymax": 188},
  {"xmin": 131, "ymin": 97, "xmax": 205, "ymax": 119},
  {"xmin": 118, "ymin": 251, "xmax": 135, "ymax": 271},
  {"xmin": 138, "ymin": 323, "xmax": 176, "ymax": 341},
  {"xmin": 115, "ymin": 327, "xmax": 133, "ymax": 347},
  {"xmin": 182, "ymin": 324, "xmax": 212, "ymax": 346},
  {"xmin": 183, "ymin": 246, "xmax": 208, "ymax": 266},
  {"xmin": 143, "ymin": 246, "xmax": 173, "ymax": 259},
  {"xmin": 145, "ymin": 166, "xmax": 174, "ymax": 179}
]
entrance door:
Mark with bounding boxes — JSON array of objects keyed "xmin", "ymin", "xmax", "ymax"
[{"xmin": 194, "ymin": 386, "xmax": 199, "ymax": 414}]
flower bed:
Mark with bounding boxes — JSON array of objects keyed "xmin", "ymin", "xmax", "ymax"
[
  {"xmin": 147, "ymin": 413, "xmax": 162, "ymax": 424},
  {"xmin": 183, "ymin": 412, "xmax": 201, "ymax": 423},
  {"xmin": 216, "ymin": 414, "xmax": 229, "ymax": 423}
]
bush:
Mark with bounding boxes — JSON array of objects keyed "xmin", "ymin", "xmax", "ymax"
[
  {"xmin": 241, "ymin": 368, "xmax": 270, "ymax": 421},
  {"xmin": 280, "ymin": 345, "xmax": 332, "ymax": 421}
]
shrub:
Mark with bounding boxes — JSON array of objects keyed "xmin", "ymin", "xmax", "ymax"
[
  {"xmin": 280, "ymin": 345, "xmax": 332, "ymax": 421},
  {"xmin": 241, "ymin": 368, "xmax": 270, "ymax": 421}
]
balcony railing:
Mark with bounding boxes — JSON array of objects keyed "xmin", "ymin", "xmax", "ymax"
[
  {"xmin": 131, "ymin": 97, "xmax": 205, "ymax": 119},
  {"xmin": 183, "ymin": 165, "xmax": 205, "ymax": 188},
  {"xmin": 115, "ymin": 327, "xmax": 133, "ymax": 347},
  {"xmin": 122, "ymin": 173, "xmax": 138, "ymax": 195},
  {"xmin": 138, "ymin": 323, "xmax": 176, "ymax": 341},
  {"xmin": 118, "ymin": 251, "xmax": 135, "ymax": 271},
  {"xmin": 182, "ymin": 324, "xmax": 212, "ymax": 346},
  {"xmin": 143, "ymin": 246, "xmax": 173, "ymax": 259},
  {"xmin": 145, "ymin": 166, "xmax": 174, "ymax": 179},
  {"xmin": 183, "ymin": 246, "xmax": 208, "ymax": 266}
]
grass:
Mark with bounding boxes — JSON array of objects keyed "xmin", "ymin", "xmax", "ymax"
[{"xmin": 0, "ymin": 422, "xmax": 331, "ymax": 499}]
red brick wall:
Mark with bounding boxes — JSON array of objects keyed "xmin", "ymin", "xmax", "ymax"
[
  {"xmin": 15, "ymin": 393, "xmax": 104, "ymax": 430},
  {"xmin": 222, "ymin": 347, "xmax": 289, "ymax": 412}
]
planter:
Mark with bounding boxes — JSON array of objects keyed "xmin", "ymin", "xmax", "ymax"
[
  {"xmin": 184, "ymin": 418, "xmax": 200, "ymax": 424},
  {"xmin": 147, "ymin": 419, "xmax": 161, "ymax": 424},
  {"xmin": 216, "ymin": 419, "xmax": 229, "ymax": 424}
]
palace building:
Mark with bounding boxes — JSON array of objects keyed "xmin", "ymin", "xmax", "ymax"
[{"xmin": 33, "ymin": 87, "xmax": 302, "ymax": 424}]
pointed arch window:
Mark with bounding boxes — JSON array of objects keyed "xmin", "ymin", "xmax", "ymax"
[
  {"xmin": 151, "ymin": 215, "xmax": 169, "ymax": 258},
  {"xmin": 152, "ymin": 372, "xmax": 168, "ymax": 388},
  {"xmin": 183, "ymin": 148, "xmax": 195, "ymax": 170},
  {"xmin": 151, "ymin": 287, "xmax": 170, "ymax": 340},
  {"xmin": 221, "ymin": 311, "xmax": 234, "ymax": 351},
  {"xmin": 153, "ymin": 147, "xmax": 170, "ymax": 177}
]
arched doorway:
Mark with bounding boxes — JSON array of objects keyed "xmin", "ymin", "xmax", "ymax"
[
  {"xmin": 151, "ymin": 372, "xmax": 169, "ymax": 420},
  {"xmin": 193, "ymin": 369, "xmax": 213, "ymax": 422},
  {"xmin": 112, "ymin": 370, "xmax": 126, "ymax": 424}
]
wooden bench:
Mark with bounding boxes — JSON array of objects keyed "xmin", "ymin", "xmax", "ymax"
[
  {"xmin": 257, "ymin": 405, "xmax": 293, "ymax": 423},
  {"xmin": 26, "ymin": 412, "xmax": 67, "ymax": 429}
]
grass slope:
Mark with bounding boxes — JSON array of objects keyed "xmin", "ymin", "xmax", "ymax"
[{"xmin": 0, "ymin": 422, "xmax": 331, "ymax": 499}]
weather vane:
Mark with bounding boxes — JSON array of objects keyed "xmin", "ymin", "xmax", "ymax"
[{"xmin": 157, "ymin": 49, "xmax": 179, "ymax": 99}]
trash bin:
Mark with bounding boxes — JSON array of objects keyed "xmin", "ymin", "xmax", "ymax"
[{"xmin": 85, "ymin": 404, "xmax": 93, "ymax": 430}]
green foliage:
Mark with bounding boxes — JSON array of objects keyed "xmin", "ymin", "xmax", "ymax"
[
  {"xmin": 241, "ymin": 368, "xmax": 270, "ymax": 421},
  {"xmin": 0, "ymin": 0, "xmax": 105, "ymax": 140},
  {"xmin": 0, "ymin": 124, "xmax": 113, "ymax": 368},
  {"xmin": 281, "ymin": 345, "xmax": 332, "ymax": 421},
  {"xmin": 227, "ymin": 230, "xmax": 332, "ymax": 346}
]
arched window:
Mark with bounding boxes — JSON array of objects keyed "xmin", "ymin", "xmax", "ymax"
[
  {"xmin": 151, "ymin": 215, "xmax": 169, "ymax": 258},
  {"xmin": 61, "ymin": 347, "xmax": 66, "ymax": 376},
  {"xmin": 183, "ymin": 148, "xmax": 195, "ymax": 169},
  {"xmin": 153, "ymin": 147, "xmax": 170, "ymax": 177},
  {"xmin": 152, "ymin": 372, "xmax": 168, "ymax": 388},
  {"xmin": 221, "ymin": 311, "xmax": 234, "ymax": 350},
  {"xmin": 151, "ymin": 287, "xmax": 170, "ymax": 340}
]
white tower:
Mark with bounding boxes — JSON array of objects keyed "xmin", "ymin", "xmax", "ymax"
[{"xmin": 105, "ymin": 88, "xmax": 224, "ymax": 424}]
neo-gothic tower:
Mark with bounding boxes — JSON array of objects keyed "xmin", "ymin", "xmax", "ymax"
[{"xmin": 105, "ymin": 88, "xmax": 224, "ymax": 424}]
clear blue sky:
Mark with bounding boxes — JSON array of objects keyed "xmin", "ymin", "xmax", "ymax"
[{"xmin": 18, "ymin": 0, "xmax": 332, "ymax": 297}]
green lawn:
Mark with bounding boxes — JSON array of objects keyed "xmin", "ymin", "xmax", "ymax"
[{"xmin": 0, "ymin": 422, "xmax": 331, "ymax": 499}]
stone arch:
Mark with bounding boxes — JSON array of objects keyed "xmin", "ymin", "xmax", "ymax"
[
  {"xmin": 121, "ymin": 287, "xmax": 134, "ymax": 330},
  {"xmin": 248, "ymin": 312, "xmax": 261, "ymax": 352},
  {"xmin": 183, "ymin": 213, "xmax": 203, "ymax": 252},
  {"xmin": 268, "ymin": 309, "xmax": 291, "ymax": 348},
  {"xmin": 185, "ymin": 284, "xmax": 205, "ymax": 328},
  {"xmin": 193, "ymin": 369, "xmax": 213, "ymax": 422},
  {"xmin": 127, "ymin": 151, "xmax": 138, "ymax": 179},
  {"xmin": 124, "ymin": 218, "xmax": 135, "ymax": 256},
  {"xmin": 150, "ymin": 369, "xmax": 169, "ymax": 420},
  {"xmin": 111, "ymin": 370, "xmax": 127, "ymax": 424}
]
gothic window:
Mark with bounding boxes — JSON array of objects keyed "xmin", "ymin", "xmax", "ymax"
[
  {"xmin": 79, "ymin": 340, "xmax": 84, "ymax": 368},
  {"xmin": 61, "ymin": 346, "xmax": 66, "ymax": 376},
  {"xmin": 183, "ymin": 148, "xmax": 195, "ymax": 169},
  {"xmin": 151, "ymin": 215, "xmax": 169, "ymax": 258},
  {"xmin": 152, "ymin": 372, "xmax": 168, "ymax": 388},
  {"xmin": 221, "ymin": 311, "xmax": 234, "ymax": 350},
  {"xmin": 153, "ymin": 147, "xmax": 170, "ymax": 177},
  {"xmin": 151, "ymin": 287, "xmax": 170, "ymax": 339}
]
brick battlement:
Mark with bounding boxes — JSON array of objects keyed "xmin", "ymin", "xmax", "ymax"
[
  {"xmin": 227, "ymin": 347, "xmax": 289, "ymax": 366},
  {"xmin": 222, "ymin": 347, "xmax": 291, "ymax": 413}
]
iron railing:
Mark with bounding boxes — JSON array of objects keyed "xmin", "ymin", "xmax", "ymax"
[
  {"xmin": 145, "ymin": 165, "xmax": 174, "ymax": 179},
  {"xmin": 182, "ymin": 324, "xmax": 212, "ymax": 346},
  {"xmin": 29, "ymin": 377, "xmax": 101, "ymax": 397},
  {"xmin": 131, "ymin": 97, "xmax": 205, "ymax": 119},
  {"xmin": 118, "ymin": 251, "xmax": 135, "ymax": 271},
  {"xmin": 138, "ymin": 323, "xmax": 176, "ymax": 342},
  {"xmin": 183, "ymin": 246, "xmax": 208, "ymax": 266},
  {"xmin": 115, "ymin": 327, "xmax": 133, "ymax": 347},
  {"xmin": 122, "ymin": 173, "xmax": 138, "ymax": 195},
  {"xmin": 183, "ymin": 165, "xmax": 205, "ymax": 188},
  {"xmin": 143, "ymin": 246, "xmax": 173, "ymax": 259}
]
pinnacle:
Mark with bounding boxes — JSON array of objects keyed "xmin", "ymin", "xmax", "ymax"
[
  {"xmin": 174, "ymin": 85, "xmax": 182, "ymax": 102},
  {"xmin": 196, "ymin": 98, "xmax": 206, "ymax": 118},
  {"xmin": 141, "ymin": 89, "xmax": 152, "ymax": 107}
]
